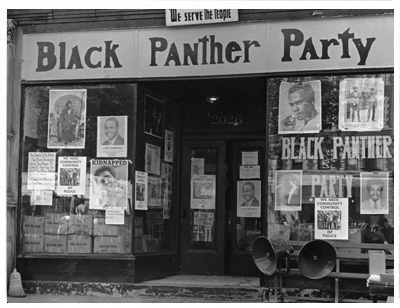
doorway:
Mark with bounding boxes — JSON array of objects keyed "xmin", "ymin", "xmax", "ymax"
[{"xmin": 179, "ymin": 139, "xmax": 265, "ymax": 276}]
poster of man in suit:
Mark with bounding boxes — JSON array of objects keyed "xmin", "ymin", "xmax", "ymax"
[
  {"xmin": 97, "ymin": 116, "xmax": 127, "ymax": 157},
  {"xmin": 237, "ymin": 180, "xmax": 261, "ymax": 218}
]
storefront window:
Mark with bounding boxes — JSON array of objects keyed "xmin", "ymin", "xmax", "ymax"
[
  {"xmin": 267, "ymin": 74, "xmax": 394, "ymax": 249},
  {"xmin": 20, "ymin": 84, "xmax": 135, "ymax": 254}
]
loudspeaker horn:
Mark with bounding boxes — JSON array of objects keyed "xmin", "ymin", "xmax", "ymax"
[
  {"xmin": 298, "ymin": 239, "xmax": 336, "ymax": 279},
  {"xmin": 252, "ymin": 236, "xmax": 294, "ymax": 276}
]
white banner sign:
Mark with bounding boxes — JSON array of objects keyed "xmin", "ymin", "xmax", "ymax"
[{"xmin": 165, "ymin": 9, "xmax": 238, "ymax": 26}]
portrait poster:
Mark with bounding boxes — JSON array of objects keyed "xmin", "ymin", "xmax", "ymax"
[
  {"xmin": 161, "ymin": 163, "xmax": 172, "ymax": 219},
  {"xmin": 275, "ymin": 170, "xmax": 302, "ymax": 211},
  {"xmin": 190, "ymin": 175, "xmax": 216, "ymax": 210},
  {"xmin": 315, "ymin": 198, "xmax": 348, "ymax": 240},
  {"xmin": 89, "ymin": 159, "xmax": 129, "ymax": 210},
  {"xmin": 278, "ymin": 80, "xmax": 321, "ymax": 134},
  {"xmin": 135, "ymin": 171, "xmax": 148, "ymax": 210},
  {"xmin": 164, "ymin": 129, "xmax": 174, "ymax": 162},
  {"xmin": 338, "ymin": 78, "xmax": 385, "ymax": 131},
  {"xmin": 148, "ymin": 176, "xmax": 162, "ymax": 208},
  {"xmin": 191, "ymin": 158, "xmax": 204, "ymax": 175},
  {"xmin": 145, "ymin": 143, "xmax": 161, "ymax": 175},
  {"xmin": 27, "ymin": 152, "xmax": 56, "ymax": 190},
  {"xmin": 144, "ymin": 95, "xmax": 164, "ymax": 139},
  {"xmin": 237, "ymin": 180, "xmax": 261, "ymax": 218},
  {"xmin": 30, "ymin": 190, "xmax": 53, "ymax": 206},
  {"xmin": 57, "ymin": 156, "xmax": 87, "ymax": 195},
  {"xmin": 47, "ymin": 89, "xmax": 87, "ymax": 149},
  {"xmin": 360, "ymin": 172, "xmax": 389, "ymax": 215},
  {"xmin": 96, "ymin": 116, "xmax": 127, "ymax": 158}
]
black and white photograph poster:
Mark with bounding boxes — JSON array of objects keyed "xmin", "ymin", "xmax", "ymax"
[
  {"xmin": 97, "ymin": 116, "xmax": 127, "ymax": 158},
  {"xmin": 148, "ymin": 176, "xmax": 161, "ymax": 208},
  {"xmin": 190, "ymin": 175, "xmax": 216, "ymax": 210},
  {"xmin": 135, "ymin": 171, "xmax": 148, "ymax": 210},
  {"xmin": 237, "ymin": 180, "xmax": 261, "ymax": 218},
  {"xmin": 315, "ymin": 198, "xmax": 348, "ymax": 240},
  {"xmin": 57, "ymin": 156, "xmax": 86, "ymax": 195},
  {"xmin": 278, "ymin": 80, "xmax": 321, "ymax": 134},
  {"xmin": 47, "ymin": 89, "xmax": 87, "ymax": 149},
  {"xmin": 275, "ymin": 170, "xmax": 302, "ymax": 211},
  {"xmin": 144, "ymin": 95, "xmax": 164, "ymax": 139},
  {"xmin": 360, "ymin": 172, "xmax": 389, "ymax": 215},
  {"xmin": 164, "ymin": 129, "xmax": 174, "ymax": 162},
  {"xmin": 338, "ymin": 78, "xmax": 385, "ymax": 131},
  {"xmin": 89, "ymin": 159, "xmax": 128, "ymax": 211},
  {"xmin": 145, "ymin": 143, "xmax": 161, "ymax": 175}
]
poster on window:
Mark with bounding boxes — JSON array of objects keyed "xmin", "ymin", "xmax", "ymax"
[
  {"xmin": 144, "ymin": 95, "xmax": 164, "ymax": 139},
  {"xmin": 135, "ymin": 171, "xmax": 148, "ymax": 210},
  {"xmin": 278, "ymin": 80, "xmax": 321, "ymax": 134},
  {"xmin": 315, "ymin": 198, "xmax": 348, "ymax": 240},
  {"xmin": 97, "ymin": 116, "xmax": 127, "ymax": 158},
  {"xmin": 89, "ymin": 159, "xmax": 128, "ymax": 210},
  {"xmin": 275, "ymin": 170, "xmax": 302, "ymax": 211},
  {"xmin": 161, "ymin": 163, "xmax": 172, "ymax": 219},
  {"xmin": 338, "ymin": 78, "xmax": 384, "ymax": 131},
  {"xmin": 145, "ymin": 143, "xmax": 161, "ymax": 175},
  {"xmin": 47, "ymin": 89, "xmax": 86, "ymax": 149},
  {"xmin": 237, "ymin": 180, "xmax": 261, "ymax": 218},
  {"xmin": 164, "ymin": 129, "xmax": 174, "ymax": 162},
  {"xmin": 148, "ymin": 176, "xmax": 162, "ymax": 208},
  {"xmin": 191, "ymin": 158, "xmax": 204, "ymax": 175},
  {"xmin": 360, "ymin": 172, "xmax": 389, "ymax": 215},
  {"xmin": 57, "ymin": 156, "xmax": 86, "ymax": 195},
  {"xmin": 27, "ymin": 152, "xmax": 56, "ymax": 190},
  {"xmin": 190, "ymin": 175, "xmax": 216, "ymax": 209},
  {"xmin": 193, "ymin": 211, "xmax": 214, "ymax": 242},
  {"xmin": 30, "ymin": 190, "xmax": 53, "ymax": 206}
]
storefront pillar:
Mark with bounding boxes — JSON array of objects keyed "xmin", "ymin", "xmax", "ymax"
[{"xmin": 7, "ymin": 18, "xmax": 17, "ymax": 282}]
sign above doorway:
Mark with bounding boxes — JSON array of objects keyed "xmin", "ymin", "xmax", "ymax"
[{"xmin": 165, "ymin": 9, "xmax": 239, "ymax": 27}]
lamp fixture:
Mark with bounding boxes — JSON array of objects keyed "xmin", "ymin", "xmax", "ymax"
[{"xmin": 206, "ymin": 95, "xmax": 220, "ymax": 104}]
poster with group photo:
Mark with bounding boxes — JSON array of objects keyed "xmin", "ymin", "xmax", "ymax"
[
  {"xmin": 237, "ymin": 180, "xmax": 261, "ymax": 218},
  {"xmin": 338, "ymin": 78, "xmax": 385, "ymax": 131},
  {"xmin": 275, "ymin": 170, "xmax": 302, "ymax": 211},
  {"xmin": 190, "ymin": 175, "xmax": 216, "ymax": 209},
  {"xmin": 315, "ymin": 198, "xmax": 348, "ymax": 240},
  {"xmin": 145, "ymin": 143, "xmax": 161, "ymax": 175},
  {"xmin": 278, "ymin": 80, "xmax": 321, "ymax": 134},
  {"xmin": 360, "ymin": 172, "xmax": 389, "ymax": 215},
  {"xmin": 89, "ymin": 159, "xmax": 129, "ymax": 210},
  {"xmin": 47, "ymin": 89, "xmax": 87, "ymax": 149},
  {"xmin": 97, "ymin": 116, "xmax": 127, "ymax": 157},
  {"xmin": 57, "ymin": 156, "xmax": 87, "ymax": 195},
  {"xmin": 144, "ymin": 95, "xmax": 164, "ymax": 139}
]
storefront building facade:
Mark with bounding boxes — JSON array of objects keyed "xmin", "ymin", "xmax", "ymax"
[{"xmin": 7, "ymin": 9, "xmax": 394, "ymax": 297}]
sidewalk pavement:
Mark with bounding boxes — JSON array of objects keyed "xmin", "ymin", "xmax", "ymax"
[{"xmin": 6, "ymin": 293, "xmax": 255, "ymax": 303}]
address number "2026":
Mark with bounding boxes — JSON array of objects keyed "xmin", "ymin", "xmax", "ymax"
[{"xmin": 208, "ymin": 114, "xmax": 243, "ymax": 126}]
